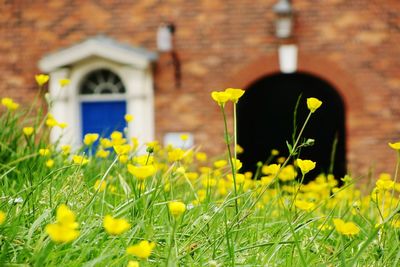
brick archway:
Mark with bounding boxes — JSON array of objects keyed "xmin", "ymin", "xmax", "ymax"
[
  {"xmin": 228, "ymin": 52, "xmax": 363, "ymax": 115},
  {"xmin": 228, "ymin": 52, "xmax": 363, "ymax": 176}
]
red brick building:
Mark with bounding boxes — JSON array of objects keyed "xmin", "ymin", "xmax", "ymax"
[{"xmin": 1, "ymin": 0, "xmax": 400, "ymax": 178}]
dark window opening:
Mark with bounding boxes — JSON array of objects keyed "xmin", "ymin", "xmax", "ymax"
[
  {"xmin": 80, "ymin": 69, "xmax": 125, "ymax": 95},
  {"xmin": 237, "ymin": 72, "xmax": 346, "ymax": 182}
]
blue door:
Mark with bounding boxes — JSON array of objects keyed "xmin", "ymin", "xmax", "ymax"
[{"xmin": 81, "ymin": 101, "xmax": 127, "ymax": 140}]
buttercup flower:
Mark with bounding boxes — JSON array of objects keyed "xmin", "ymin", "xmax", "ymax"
[
  {"xmin": 1, "ymin": 97, "xmax": 19, "ymax": 110},
  {"xmin": 211, "ymin": 91, "xmax": 230, "ymax": 106},
  {"xmin": 168, "ymin": 148, "xmax": 185, "ymax": 162},
  {"xmin": 296, "ymin": 159, "xmax": 316, "ymax": 175},
  {"xmin": 83, "ymin": 133, "xmax": 99, "ymax": 146},
  {"xmin": 214, "ymin": 160, "xmax": 227, "ymax": 168},
  {"xmin": 35, "ymin": 74, "xmax": 50, "ymax": 86},
  {"xmin": 127, "ymin": 164, "xmax": 156, "ymax": 180},
  {"xmin": 168, "ymin": 201, "xmax": 186, "ymax": 217},
  {"xmin": 45, "ymin": 204, "xmax": 79, "ymax": 243},
  {"xmin": 96, "ymin": 148, "xmax": 110, "ymax": 158},
  {"xmin": 46, "ymin": 159, "xmax": 54, "ymax": 168},
  {"xmin": 103, "ymin": 215, "xmax": 131, "ymax": 235},
  {"xmin": 113, "ymin": 144, "xmax": 131, "ymax": 155},
  {"xmin": 262, "ymin": 164, "xmax": 281, "ymax": 176},
  {"xmin": 125, "ymin": 114, "xmax": 134, "ymax": 122},
  {"xmin": 23, "ymin": 127, "xmax": 34, "ymax": 136},
  {"xmin": 127, "ymin": 261, "xmax": 140, "ymax": 267},
  {"xmin": 180, "ymin": 134, "xmax": 189, "ymax": 141},
  {"xmin": 307, "ymin": 97, "xmax": 322, "ymax": 113},
  {"xmin": 333, "ymin": 218, "xmax": 360, "ymax": 236},
  {"xmin": 126, "ymin": 240, "xmax": 156, "ymax": 259},
  {"xmin": 295, "ymin": 199, "xmax": 315, "ymax": 211},
  {"xmin": 72, "ymin": 155, "xmax": 89, "ymax": 165},
  {"xmin": 94, "ymin": 179, "xmax": 107, "ymax": 192},
  {"xmin": 39, "ymin": 148, "xmax": 50, "ymax": 156},
  {"xmin": 61, "ymin": 145, "xmax": 71, "ymax": 156},
  {"xmin": 196, "ymin": 152, "xmax": 207, "ymax": 162},
  {"xmin": 389, "ymin": 142, "xmax": 400, "ymax": 150},
  {"xmin": 224, "ymin": 88, "xmax": 245, "ymax": 103},
  {"xmin": 0, "ymin": 211, "xmax": 6, "ymax": 225},
  {"xmin": 59, "ymin": 78, "xmax": 70, "ymax": 87}
]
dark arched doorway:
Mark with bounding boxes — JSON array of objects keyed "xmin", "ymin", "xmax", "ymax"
[{"xmin": 237, "ymin": 72, "xmax": 346, "ymax": 182}]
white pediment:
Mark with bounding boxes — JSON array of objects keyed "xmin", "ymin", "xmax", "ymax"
[{"xmin": 38, "ymin": 35, "xmax": 157, "ymax": 72}]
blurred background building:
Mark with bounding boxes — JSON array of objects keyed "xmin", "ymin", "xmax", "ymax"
[{"xmin": 1, "ymin": 0, "xmax": 400, "ymax": 178}]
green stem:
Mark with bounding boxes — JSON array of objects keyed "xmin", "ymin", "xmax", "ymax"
[
  {"xmin": 233, "ymin": 104, "xmax": 237, "ymax": 160},
  {"xmin": 220, "ymin": 105, "xmax": 239, "ymax": 216}
]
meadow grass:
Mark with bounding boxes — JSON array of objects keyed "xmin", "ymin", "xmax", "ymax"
[{"xmin": 0, "ymin": 84, "xmax": 400, "ymax": 266}]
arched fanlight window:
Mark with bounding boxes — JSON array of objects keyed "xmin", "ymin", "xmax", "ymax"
[
  {"xmin": 80, "ymin": 69, "xmax": 125, "ymax": 95},
  {"xmin": 79, "ymin": 69, "xmax": 127, "ymax": 141}
]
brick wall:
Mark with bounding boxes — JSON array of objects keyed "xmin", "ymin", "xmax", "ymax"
[{"xmin": 1, "ymin": 0, "xmax": 400, "ymax": 177}]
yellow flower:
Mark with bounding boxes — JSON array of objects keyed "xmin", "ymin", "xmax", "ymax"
[
  {"xmin": 180, "ymin": 134, "xmax": 189, "ymax": 141},
  {"xmin": 127, "ymin": 261, "xmax": 140, "ymax": 267},
  {"xmin": 96, "ymin": 148, "xmax": 110, "ymax": 158},
  {"xmin": 39, "ymin": 148, "xmax": 51, "ymax": 156},
  {"xmin": 236, "ymin": 144, "xmax": 244, "ymax": 154},
  {"xmin": 125, "ymin": 114, "xmax": 134, "ymax": 122},
  {"xmin": 376, "ymin": 179, "xmax": 394, "ymax": 190},
  {"xmin": 131, "ymin": 137, "xmax": 139, "ymax": 151},
  {"xmin": 100, "ymin": 138, "xmax": 113, "ymax": 148},
  {"xmin": 389, "ymin": 142, "xmax": 400, "ymax": 150},
  {"xmin": 306, "ymin": 97, "xmax": 322, "ymax": 113},
  {"xmin": 103, "ymin": 215, "xmax": 131, "ymax": 235},
  {"xmin": 214, "ymin": 160, "xmax": 227, "ymax": 168},
  {"xmin": 294, "ymin": 199, "xmax": 315, "ymax": 211},
  {"xmin": 296, "ymin": 159, "xmax": 316, "ymax": 175},
  {"xmin": 46, "ymin": 118, "xmax": 58, "ymax": 128},
  {"xmin": 94, "ymin": 179, "xmax": 107, "ymax": 192},
  {"xmin": 262, "ymin": 164, "xmax": 281, "ymax": 175},
  {"xmin": 196, "ymin": 152, "xmax": 207, "ymax": 162},
  {"xmin": 168, "ymin": 201, "xmax": 186, "ymax": 217},
  {"xmin": 186, "ymin": 172, "xmax": 199, "ymax": 180},
  {"xmin": 278, "ymin": 165, "xmax": 297, "ymax": 181},
  {"xmin": 57, "ymin": 122, "xmax": 68, "ymax": 129},
  {"xmin": 83, "ymin": 133, "xmax": 99, "ymax": 146},
  {"xmin": 114, "ymin": 144, "xmax": 131, "ymax": 155},
  {"xmin": 61, "ymin": 145, "xmax": 71, "ymax": 156},
  {"xmin": 333, "ymin": 218, "xmax": 360, "ymax": 236},
  {"xmin": 111, "ymin": 131, "xmax": 124, "ymax": 141},
  {"xmin": 45, "ymin": 223, "xmax": 79, "ymax": 243},
  {"xmin": 72, "ymin": 155, "xmax": 89, "ymax": 165},
  {"xmin": 224, "ymin": 88, "xmax": 245, "ymax": 103},
  {"xmin": 59, "ymin": 78, "xmax": 70, "ymax": 87},
  {"xmin": 127, "ymin": 164, "xmax": 156, "ymax": 180},
  {"xmin": 46, "ymin": 159, "xmax": 54, "ymax": 168},
  {"xmin": 133, "ymin": 155, "xmax": 154, "ymax": 166},
  {"xmin": 45, "ymin": 204, "xmax": 79, "ymax": 243},
  {"xmin": 23, "ymin": 127, "xmax": 34, "ymax": 136},
  {"xmin": 231, "ymin": 158, "xmax": 242, "ymax": 171},
  {"xmin": 119, "ymin": 155, "xmax": 129, "ymax": 164},
  {"xmin": 0, "ymin": 211, "xmax": 6, "ymax": 225},
  {"xmin": 391, "ymin": 214, "xmax": 400, "ymax": 228},
  {"xmin": 271, "ymin": 149, "xmax": 279, "ymax": 156},
  {"xmin": 211, "ymin": 91, "xmax": 230, "ymax": 106},
  {"xmin": 227, "ymin": 173, "xmax": 246, "ymax": 184},
  {"xmin": 35, "ymin": 74, "xmax": 50, "ymax": 86},
  {"xmin": 126, "ymin": 240, "xmax": 156, "ymax": 259},
  {"xmin": 168, "ymin": 148, "xmax": 185, "ymax": 162},
  {"xmin": 1, "ymin": 97, "xmax": 19, "ymax": 110},
  {"xmin": 45, "ymin": 114, "xmax": 58, "ymax": 128}
]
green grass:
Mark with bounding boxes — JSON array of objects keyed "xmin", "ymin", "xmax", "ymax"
[{"xmin": 1, "ymin": 92, "xmax": 400, "ymax": 267}]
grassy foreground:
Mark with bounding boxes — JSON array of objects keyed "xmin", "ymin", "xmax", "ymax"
[{"xmin": 1, "ymin": 80, "xmax": 400, "ymax": 266}]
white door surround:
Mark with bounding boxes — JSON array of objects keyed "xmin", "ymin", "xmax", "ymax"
[{"xmin": 38, "ymin": 36, "xmax": 157, "ymax": 148}]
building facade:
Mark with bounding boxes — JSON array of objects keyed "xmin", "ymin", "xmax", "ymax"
[{"xmin": 1, "ymin": 0, "xmax": 400, "ymax": 177}]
